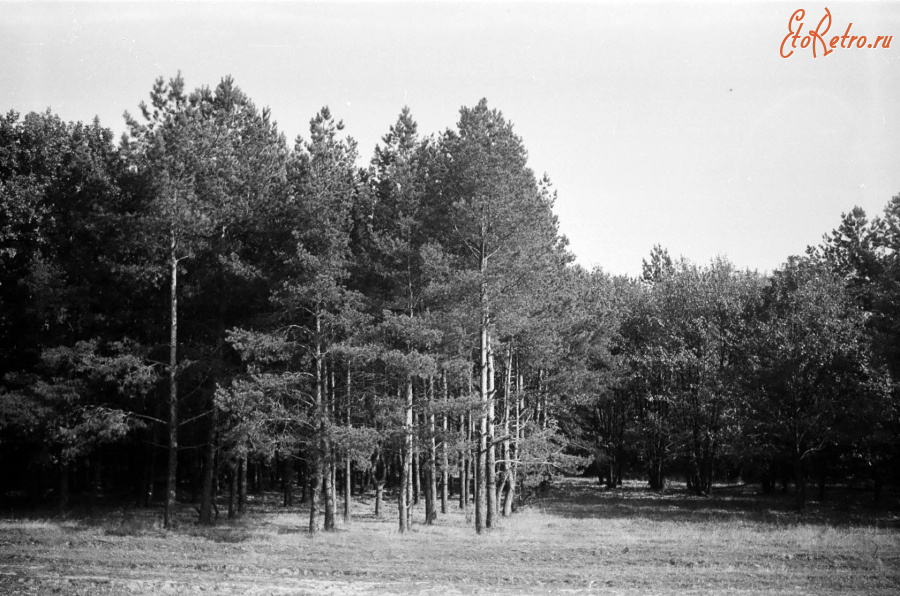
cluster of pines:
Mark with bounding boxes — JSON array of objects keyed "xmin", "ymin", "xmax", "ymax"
[{"xmin": 1, "ymin": 74, "xmax": 897, "ymax": 533}]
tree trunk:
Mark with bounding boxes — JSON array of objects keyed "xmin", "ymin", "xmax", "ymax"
[
  {"xmin": 794, "ymin": 448, "xmax": 806, "ymax": 511},
  {"xmin": 142, "ymin": 426, "xmax": 156, "ymax": 507},
  {"xmin": 374, "ymin": 448, "xmax": 385, "ymax": 518},
  {"xmin": 282, "ymin": 454, "xmax": 294, "ymax": 507},
  {"xmin": 500, "ymin": 346, "xmax": 513, "ymax": 517},
  {"xmin": 58, "ymin": 460, "xmax": 69, "ymax": 514},
  {"xmin": 309, "ymin": 321, "xmax": 323, "ymax": 533},
  {"xmin": 308, "ymin": 459, "xmax": 320, "ymax": 533},
  {"xmin": 440, "ymin": 371, "xmax": 449, "ymax": 515},
  {"xmin": 476, "ymin": 325, "xmax": 488, "ymax": 533},
  {"xmin": 322, "ymin": 359, "xmax": 336, "ymax": 532},
  {"xmin": 343, "ymin": 367, "xmax": 352, "ymax": 524},
  {"xmin": 227, "ymin": 461, "xmax": 237, "ymax": 519},
  {"xmin": 297, "ymin": 455, "xmax": 307, "ymax": 503},
  {"xmin": 506, "ymin": 359, "xmax": 522, "ymax": 513},
  {"xmin": 648, "ymin": 455, "xmax": 665, "ymax": 491},
  {"xmin": 198, "ymin": 401, "xmax": 217, "ymax": 524},
  {"xmin": 425, "ymin": 376, "xmax": 438, "ymax": 524},
  {"xmin": 238, "ymin": 455, "xmax": 247, "ymax": 515},
  {"xmin": 459, "ymin": 412, "xmax": 467, "ymax": 510},
  {"xmin": 165, "ymin": 244, "xmax": 178, "ymax": 530},
  {"xmin": 399, "ymin": 380, "xmax": 413, "ymax": 532},
  {"xmin": 411, "ymin": 410, "xmax": 420, "ymax": 506},
  {"xmin": 486, "ymin": 337, "xmax": 497, "ymax": 528},
  {"xmin": 324, "ymin": 458, "xmax": 336, "ymax": 530}
]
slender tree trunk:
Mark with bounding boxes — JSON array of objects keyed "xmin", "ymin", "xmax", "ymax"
[
  {"xmin": 794, "ymin": 446, "xmax": 806, "ymax": 511},
  {"xmin": 440, "ymin": 371, "xmax": 449, "ymax": 514},
  {"xmin": 308, "ymin": 460, "xmax": 320, "ymax": 533},
  {"xmin": 485, "ymin": 335, "xmax": 497, "ymax": 528},
  {"xmin": 343, "ymin": 368, "xmax": 352, "ymax": 524},
  {"xmin": 428, "ymin": 385, "xmax": 437, "ymax": 519},
  {"xmin": 459, "ymin": 412, "xmax": 467, "ymax": 510},
  {"xmin": 406, "ymin": 455, "xmax": 413, "ymax": 525},
  {"xmin": 343, "ymin": 457, "xmax": 352, "ymax": 524},
  {"xmin": 425, "ymin": 376, "xmax": 438, "ymax": 524},
  {"xmin": 501, "ymin": 346, "xmax": 513, "ymax": 516},
  {"xmin": 228, "ymin": 461, "xmax": 238, "ymax": 519},
  {"xmin": 398, "ymin": 451, "xmax": 408, "ymax": 533},
  {"xmin": 399, "ymin": 380, "xmax": 413, "ymax": 532},
  {"xmin": 309, "ymin": 314, "xmax": 324, "ymax": 534},
  {"xmin": 324, "ymin": 460, "xmax": 335, "ymax": 530},
  {"xmin": 59, "ymin": 460, "xmax": 69, "ymax": 514},
  {"xmin": 238, "ymin": 454, "xmax": 247, "ymax": 515},
  {"xmin": 165, "ymin": 242, "xmax": 178, "ymax": 530},
  {"xmin": 297, "ymin": 455, "xmax": 307, "ymax": 504},
  {"xmin": 211, "ymin": 445, "xmax": 221, "ymax": 520},
  {"xmin": 199, "ymin": 409, "xmax": 216, "ymax": 524},
  {"xmin": 282, "ymin": 454, "xmax": 294, "ymax": 507},
  {"xmin": 476, "ymin": 325, "xmax": 488, "ymax": 533},
  {"xmin": 323, "ymin": 359, "xmax": 336, "ymax": 531},
  {"xmin": 412, "ymin": 411, "xmax": 420, "ymax": 506},
  {"xmin": 143, "ymin": 424, "xmax": 157, "ymax": 507},
  {"xmin": 374, "ymin": 448, "xmax": 385, "ymax": 517},
  {"xmin": 507, "ymin": 358, "xmax": 522, "ymax": 512}
]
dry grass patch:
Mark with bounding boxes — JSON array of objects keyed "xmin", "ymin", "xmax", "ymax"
[{"xmin": 0, "ymin": 479, "xmax": 897, "ymax": 595}]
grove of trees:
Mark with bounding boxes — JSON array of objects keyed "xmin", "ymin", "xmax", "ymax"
[{"xmin": 1, "ymin": 75, "xmax": 897, "ymax": 532}]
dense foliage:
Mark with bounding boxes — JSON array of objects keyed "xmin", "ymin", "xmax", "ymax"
[{"xmin": 1, "ymin": 75, "xmax": 897, "ymax": 530}]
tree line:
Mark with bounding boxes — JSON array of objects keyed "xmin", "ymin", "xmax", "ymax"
[{"xmin": 0, "ymin": 75, "xmax": 897, "ymax": 532}]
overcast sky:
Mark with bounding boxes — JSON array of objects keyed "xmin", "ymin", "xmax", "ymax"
[{"xmin": 2, "ymin": 1, "xmax": 899, "ymax": 277}]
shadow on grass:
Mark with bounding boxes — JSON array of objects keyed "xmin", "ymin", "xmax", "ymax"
[
  {"xmin": 51, "ymin": 489, "xmax": 392, "ymax": 540},
  {"xmin": 6, "ymin": 480, "xmax": 897, "ymax": 535},
  {"xmin": 536, "ymin": 478, "xmax": 900, "ymax": 528}
]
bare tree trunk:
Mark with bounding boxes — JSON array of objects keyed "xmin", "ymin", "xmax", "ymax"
[
  {"xmin": 459, "ymin": 412, "xmax": 467, "ymax": 510},
  {"xmin": 399, "ymin": 380, "xmax": 413, "ymax": 532},
  {"xmin": 323, "ymin": 359, "xmax": 336, "ymax": 531},
  {"xmin": 238, "ymin": 454, "xmax": 247, "ymax": 516},
  {"xmin": 58, "ymin": 460, "xmax": 69, "ymax": 514},
  {"xmin": 309, "ymin": 315, "xmax": 324, "ymax": 534},
  {"xmin": 227, "ymin": 460, "xmax": 237, "ymax": 519},
  {"xmin": 282, "ymin": 454, "xmax": 294, "ymax": 507},
  {"xmin": 343, "ymin": 368, "xmax": 352, "ymax": 524},
  {"xmin": 423, "ymin": 376, "xmax": 438, "ymax": 524},
  {"xmin": 141, "ymin": 423, "xmax": 158, "ymax": 507},
  {"xmin": 440, "ymin": 371, "xmax": 449, "ymax": 515},
  {"xmin": 308, "ymin": 460, "xmax": 320, "ymax": 533},
  {"xmin": 507, "ymin": 358, "xmax": 522, "ymax": 512},
  {"xmin": 199, "ymin": 409, "xmax": 217, "ymax": 524},
  {"xmin": 500, "ymin": 346, "xmax": 513, "ymax": 516},
  {"xmin": 343, "ymin": 458, "xmax": 352, "ymax": 524},
  {"xmin": 324, "ymin": 459, "xmax": 336, "ymax": 530},
  {"xmin": 794, "ymin": 444, "xmax": 806, "ymax": 511},
  {"xmin": 301, "ymin": 455, "xmax": 311, "ymax": 503},
  {"xmin": 485, "ymin": 335, "xmax": 497, "ymax": 528},
  {"xmin": 165, "ymin": 242, "xmax": 178, "ymax": 530},
  {"xmin": 412, "ymin": 409, "xmax": 420, "ymax": 506},
  {"xmin": 476, "ymin": 324, "xmax": 488, "ymax": 533},
  {"xmin": 374, "ymin": 447, "xmax": 385, "ymax": 517}
]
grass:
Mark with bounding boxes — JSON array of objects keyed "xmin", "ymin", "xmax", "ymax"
[{"xmin": 0, "ymin": 478, "xmax": 898, "ymax": 595}]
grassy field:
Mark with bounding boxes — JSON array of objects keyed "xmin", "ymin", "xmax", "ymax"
[{"xmin": 1, "ymin": 478, "xmax": 898, "ymax": 595}]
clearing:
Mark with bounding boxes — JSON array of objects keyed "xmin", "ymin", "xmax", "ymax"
[{"xmin": 1, "ymin": 479, "xmax": 898, "ymax": 595}]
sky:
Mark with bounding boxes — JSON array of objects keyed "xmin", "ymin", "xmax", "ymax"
[{"xmin": 2, "ymin": 1, "xmax": 899, "ymax": 277}]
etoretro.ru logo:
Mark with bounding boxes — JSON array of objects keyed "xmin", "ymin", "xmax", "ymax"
[{"xmin": 780, "ymin": 7, "xmax": 892, "ymax": 58}]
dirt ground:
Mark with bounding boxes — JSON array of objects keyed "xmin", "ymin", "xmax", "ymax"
[{"xmin": 1, "ymin": 479, "xmax": 898, "ymax": 595}]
